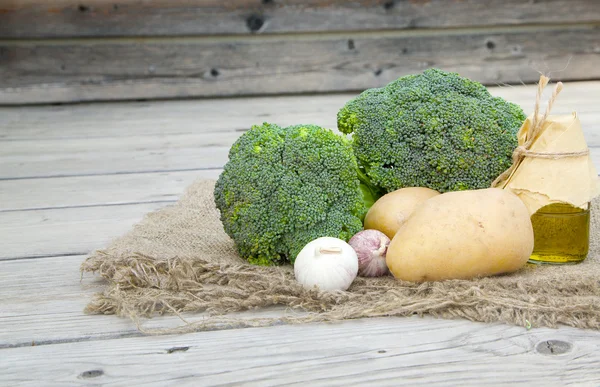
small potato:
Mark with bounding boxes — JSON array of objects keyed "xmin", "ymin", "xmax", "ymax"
[
  {"xmin": 386, "ymin": 188, "xmax": 533, "ymax": 282},
  {"xmin": 364, "ymin": 187, "xmax": 440, "ymax": 239}
]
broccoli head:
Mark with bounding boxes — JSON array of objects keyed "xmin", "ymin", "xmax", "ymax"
[
  {"xmin": 337, "ymin": 68, "xmax": 526, "ymax": 193},
  {"xmin": 214, "ymin": 123, "xmax": 376, "ymax": 266}
]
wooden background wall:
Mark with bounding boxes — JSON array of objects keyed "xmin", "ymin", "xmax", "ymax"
[{"xmin": 0, "ymin": 0, "xmax": 599, "ymax": 105}]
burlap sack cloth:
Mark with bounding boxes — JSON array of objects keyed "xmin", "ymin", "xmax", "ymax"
[{"xmin": 81, "ymin": 179, "xmax": 600, "ymax": 332}]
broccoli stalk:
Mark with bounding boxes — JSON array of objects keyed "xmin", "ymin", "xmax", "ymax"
[
  {"xmin": 337, "ymin": 68, "xmax": 526, "ymax": 193},
  {"xmin": 356, "ymin": 166, "xmax": 381, "ymax": 217},
  {"xmin": 214, "ymin": 123, "xmax": 376, "ymax": 266}
]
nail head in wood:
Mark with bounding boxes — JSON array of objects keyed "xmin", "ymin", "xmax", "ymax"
[{"xmin": 535, "ymin": 340, "xmax": 572, "ymax": 355}]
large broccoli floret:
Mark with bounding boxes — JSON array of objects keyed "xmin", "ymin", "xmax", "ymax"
[
  {"xmin": 214, "ymin": 123, "xmax": 377, "ymax": 266},
  {"xmin": 337, "ymin": 68, "xmax": 526, "ymax": 193}
]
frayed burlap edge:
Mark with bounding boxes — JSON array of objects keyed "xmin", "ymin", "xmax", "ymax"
[{"xmin": 81, "ymin": 180, "xmax": 600, "ymax": 334}]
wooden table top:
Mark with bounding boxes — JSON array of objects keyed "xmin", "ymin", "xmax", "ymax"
[{"xmin": 2, "ymin": 81, "xmax": 600, "ymax": 386}]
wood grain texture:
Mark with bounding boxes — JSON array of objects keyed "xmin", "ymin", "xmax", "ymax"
[
  {"xmin": 0, "ymin": 170, "xmax": 220, "ymax": 211},
  {"xmin": 2, "ymin": 155, "xmax": 600, "ymax": 259},
  {"xmin": 2, "ymin": 82, "xmax": 600, "ymax": 140},
  {"xmin": 0, "ymin": 202, "xmax": 169, "ymax": 259},
  {"xmin": 0, "ymin": 255, "xmax": 144, "ymax": 347},
  {"xmin": 1, "ymin": 130, "xmax": 599, "ymax": 180},
  {"xmin": 1, "ymin": 0, "xmax": 598, "ymax": 38},
  {"xmin": 0, "ymin": 133, "xmax": 235, "ymax": 179},
  {"xmin": 0, "ymin": 94, "xmax": 346, "ymax": 140},
  {"xmin": 0, "ymin": 255, "xmax": 288, "ymax": 347},
  {"xmin": 1, "ymin": 25, "xmax": 599, "ymax": 104},
  {"xmin": 4, "ymin": 157, "xmax": 600, "ymax": 259},
  {"xmin": 1, "ymin": 82, "xmax": 600, "ymax": 385},
  {"xmin": 1, "ymin": 82, "xmax": 599, "ymax": 183},
  {"xmin": 2, "ymin": 314, "xmax": 600, "ymax": 386}
]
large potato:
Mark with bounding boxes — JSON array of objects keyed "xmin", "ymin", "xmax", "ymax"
[
  {"xmin": 364, "ymin": 187, "xmax": 440, "ymax": 239},
  {"xmin": 386, "ymin": 188, "xmax": 533, "ymax": 282}
]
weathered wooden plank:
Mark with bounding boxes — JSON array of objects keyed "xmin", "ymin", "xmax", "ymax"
[
  {"xmin": 0, "ymin": 170, "xmax": 220, "ymax": 211},
  {"xmin": 0, "ymin": 202, "xmax": 169, "ymax": 259},
  {"xmin": 2, "ymin": 25, "xmax": 598, "ymax": 104},
  {"xmin": 2, "ymin": 251, "xmax": 600, "ymax": 366},
  {"xmin": 2, "ymin": 312, "xmax": 600, "ymax": 386},
  {"xmin": 0, "ymin": 133, "xmax": 236, "ymax": 179},
  {"xmin": 1, "ymin": 131, "xmax": 599, "ymax": 180},
  {"xmin": 0, "ymin": 94, "xmax": 346, "ymax": 140},
  {"xmin": 2, "ymin": 82, "xmax": 600, "ymax": 141},
  {"xmin": 0, "ymin": 255, "xmax": 144, "ymax": 346},
  {"xmin": 0, "ymin": 255, "xmax": 288, "ymax": 347},
  {"xmin": 1, "ymin": 0, "xmax": 598, "ymax": 38},
  {"xmin": 3, "ymin": 143, "xmax": 600, "ymax": 259}
]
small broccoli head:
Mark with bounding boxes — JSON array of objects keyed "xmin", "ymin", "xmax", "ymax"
[
  {"xmin": 214, "ymin": 123, "xmax": 367, "ymax": 266},
  {"xmin": 337, "ymin": 69, "xmax": 526, "ymax": 193}
]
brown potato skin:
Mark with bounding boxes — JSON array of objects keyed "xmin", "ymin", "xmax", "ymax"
[
  {"xmin": 386, "ymin": 188, "xmax": 534, "ymax": 282},
  {"xmin": 364, "ymin": 187, "xmax": 440, "ymax": 239}
]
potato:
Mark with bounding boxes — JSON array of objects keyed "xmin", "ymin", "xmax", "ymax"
[
  {"xmin": 386, "ymin": 188, "xmax": 533, "ymax": 282},
  {"xmin": 364, "ymin": 187, "xmax": 440, "ymax": 239}
]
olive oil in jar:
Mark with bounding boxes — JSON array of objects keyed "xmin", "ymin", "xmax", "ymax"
[{"xmin": 529, "ymin": 203, "xmax": 590, "ymax": 264}]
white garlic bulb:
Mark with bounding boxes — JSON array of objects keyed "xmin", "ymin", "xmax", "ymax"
[{"xmin": 294, "ymin": 237, "xmax": 359, "ymax": 291}]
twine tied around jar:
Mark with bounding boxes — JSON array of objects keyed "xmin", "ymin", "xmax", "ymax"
[{"xmin": 491, "ymin": 75, "xmax": 590, "ymax": 188}]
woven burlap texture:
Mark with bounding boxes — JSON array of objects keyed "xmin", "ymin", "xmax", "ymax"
[{"xmin": 81, "ymin": 179, "xmax": 600, "ymax": 332}]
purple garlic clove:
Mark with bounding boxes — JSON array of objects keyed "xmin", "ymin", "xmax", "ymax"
[{"xmin": 348, "ymin": 229, "xmax": 391, "ymax": 277}]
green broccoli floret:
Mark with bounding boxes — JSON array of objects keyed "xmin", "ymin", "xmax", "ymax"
[
  {"xmin": 214, "ymin": 123, "xmax": 377, "ymax": 266},
  {"xmin": 337, "ymin": 68, "xmax": 526, "ymax": 193}
]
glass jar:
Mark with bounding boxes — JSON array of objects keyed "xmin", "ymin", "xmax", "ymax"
[{"xmin": 528, "ymin": 202, "xmax": 590, "ymax": 264}]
